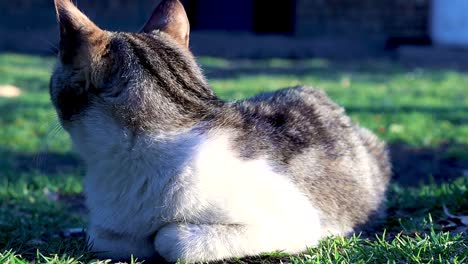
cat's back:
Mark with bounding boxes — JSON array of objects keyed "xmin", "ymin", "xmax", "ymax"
[
  {"xmin": 216, "ymin": 85, "xmax": 390, "ymax": 234},
  {"xmin": 224, "ymin": 86, "xmax": 355, "ymax": 164}
]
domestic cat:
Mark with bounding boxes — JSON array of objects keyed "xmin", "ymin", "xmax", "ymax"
[{"xmin": 50, "ymin": 0, "xmax": 391, "ymax": 262}]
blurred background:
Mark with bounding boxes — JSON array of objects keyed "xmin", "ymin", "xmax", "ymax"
[
  {"xmin": 0, "ymin": 1, "xmax": 467, "ymax": 262},
  {"xmin": 1, "ymin": 0, "xmax": 468, "ymax": 62}
]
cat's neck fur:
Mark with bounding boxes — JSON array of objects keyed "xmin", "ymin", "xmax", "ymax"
[
  {"xmin": 109, "ymin": 32, "xmax": 225, "ymax": 133},
  {"xmin": 70, "ymin": 107, "xmax": 203, "ymax": 179}
]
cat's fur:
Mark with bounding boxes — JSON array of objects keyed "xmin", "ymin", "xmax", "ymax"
[{"xmin": 50, "ymin": 0, "xmax": 391, "ymax": 262}]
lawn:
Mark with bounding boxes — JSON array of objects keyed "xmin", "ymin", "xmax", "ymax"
[{"xmin": 0, "ymin": 53, "xmax": 467, "ymax": 263}]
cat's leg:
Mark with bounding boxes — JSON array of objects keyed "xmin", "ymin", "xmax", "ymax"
[
  {"xmin": 154, "ymin": 222, "xmax": 320, "ymax": 262},
  {"xmin": 88, "ymin": 225, "xmax": 156, "ymax": 261}
]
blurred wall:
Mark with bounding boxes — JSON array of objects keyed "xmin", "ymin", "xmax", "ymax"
[
  {"xmin": 0, "ymin": 0, "xmax": 155, "ymax": 53},
  {"xmin": 0, "ymin": 0, "xmax": 430, "ymax": 57},
  {"xmin": 296, "ymin": 0, "xmax": 429, "ymax": 44}
]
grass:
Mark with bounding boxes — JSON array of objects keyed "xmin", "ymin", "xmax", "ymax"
[{"xmin": 0, "ymin": 53, "xmax": 467, "ymax": 263}]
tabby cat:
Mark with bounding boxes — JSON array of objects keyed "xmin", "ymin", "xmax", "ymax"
[{"xmin": 50, "ymin": 0, "xmax": 391, "ymax": 262}]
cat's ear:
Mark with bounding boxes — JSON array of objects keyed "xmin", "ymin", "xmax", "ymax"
[
  {"xmin": 54, "ymin": 0, "xmax": 107, "ymax": 65},
  {"xmin": 140, "ymin": 0, "xmax": 190, "ymax": 48}
]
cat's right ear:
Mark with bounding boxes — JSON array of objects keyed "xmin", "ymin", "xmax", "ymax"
[
  {"xmin": 54, "ymin": 0, "xmax": 107, "ymax": 65},
  {"xmin": 140, "ymin": 0, "xmax": 190, "ymax": 48}
]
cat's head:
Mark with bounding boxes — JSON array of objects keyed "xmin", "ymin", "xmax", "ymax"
[{"xmin": 50, "ymin": 0, "xmax": 219, "ymax": 136}]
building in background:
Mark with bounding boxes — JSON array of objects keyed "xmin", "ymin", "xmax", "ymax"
[
  {"xmin": 0, "ymin": 0, "xmax": 443, "ymax": 58},
  {"xmin": 184, "ymin": 0, "xmax": 429, "ymax": 47},
  {"xmin": 181, "ymin": 0, "xmax": 295, "ymax": 34}
]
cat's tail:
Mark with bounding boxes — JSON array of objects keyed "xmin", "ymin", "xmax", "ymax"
[{"xmin": 356, "ymin": 126, "xmax": 392, "ymax": 186}]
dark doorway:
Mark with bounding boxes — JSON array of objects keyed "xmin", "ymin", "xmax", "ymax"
[
  {"xmin": 182, "ymin": 0, "xmax": 253, "ymax": 31},
  {"xmin": 253, "ymin": 0, "xmax": 295, "ymax": 34}
]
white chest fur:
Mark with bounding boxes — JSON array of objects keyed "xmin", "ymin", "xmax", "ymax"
[{"xmin": 69, "ymin": 112, "xmax": 322, "ymax": 260}]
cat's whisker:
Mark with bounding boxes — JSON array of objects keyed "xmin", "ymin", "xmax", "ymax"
[
  {"xmin": 31, "ymin": 29, "xmax": 60, "ymax": 55},
  {"xmin": 49, "ymin": 45, "xmax": 59, "ymax": 56},
  {"xmin": 34, "ymin": 121, "xmax": 63, "ymax": 172},
  {"xmin": 42, "ymin": 39, "xmax": 59, "ymax": 55}
]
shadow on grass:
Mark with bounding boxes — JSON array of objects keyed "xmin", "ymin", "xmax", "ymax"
[
  {"xmin": 0, "ymin": 197, "xmax": 90, "ymax": 261},
  {"xmin": 0, "ymin": 149, "xmax": 89, "ymax": 261},
  {"xmin": 7, "ymin": 150, "xmax": 81, "ymax": 174},
  {"xmin": 0, "ymin": 148, "xmax": 82, "ymax": 175},
  {"xmin": 389, "ymin": 143, "xmax": 467, "ymax": 186}
]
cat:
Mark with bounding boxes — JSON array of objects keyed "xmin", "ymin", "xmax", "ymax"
[{"xmin": 50, "ymin": 0, "xmax": 391, "ymax": 262}]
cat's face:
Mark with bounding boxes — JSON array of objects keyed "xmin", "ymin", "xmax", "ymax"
[{"xmin": 50, "ymin": 0, "xmax": 212, "ymax": 134}]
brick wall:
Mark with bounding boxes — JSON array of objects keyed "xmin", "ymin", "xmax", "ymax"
[{"xmin": 295, "ymin": 0, "xmax": 429, "ymax": 41}]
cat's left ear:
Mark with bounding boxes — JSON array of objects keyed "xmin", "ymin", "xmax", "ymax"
[
  {"xmin": 140, "ymin": 0, "xmax": 190, "ymax": 48},
  {"xmin": 54, "ymin": 0, "xmax": 107, "ymax": 65}
]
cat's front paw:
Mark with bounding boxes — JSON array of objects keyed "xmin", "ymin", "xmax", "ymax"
[{"xmin": 154, "ymin": 224, "xmax": 186, "ymax": 262}]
